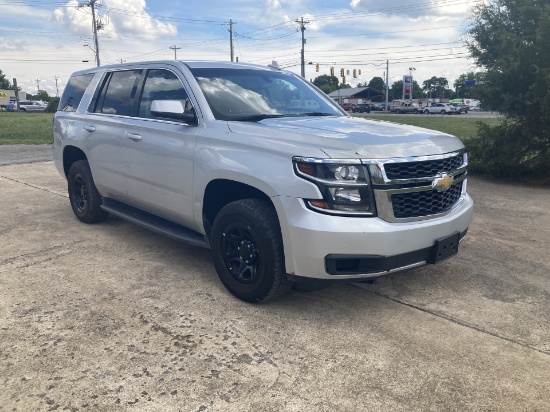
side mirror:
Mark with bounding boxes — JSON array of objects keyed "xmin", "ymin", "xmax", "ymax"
[{"xmin": 150, "ymin": 100, "xmax": 197, "ymax": 125}]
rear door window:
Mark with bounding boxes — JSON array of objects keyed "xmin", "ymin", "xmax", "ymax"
[
  {"xmin": 93, "ymin": 70, "xmax": 141, "ymax": 116},
  {"xmin": 58, "ymin": 73, "xmax": 94, "ymax": 112}
]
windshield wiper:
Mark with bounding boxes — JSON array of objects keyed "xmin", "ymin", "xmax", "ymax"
[
  {"xmin": 230, "ymin": 114, "xmax": 285, "ymax": 122},
  {"xmin": 301, "ymin": 112, "xmax": 336, "ymax": 117}
]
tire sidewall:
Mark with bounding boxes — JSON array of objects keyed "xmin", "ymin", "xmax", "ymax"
[
  {"xmin": 68, "ymin": 160, "xmax": 107, "ymax": 223},
  {"xmin": 211, "ymin": 201, "xmax": 283, "ymax": 302}
]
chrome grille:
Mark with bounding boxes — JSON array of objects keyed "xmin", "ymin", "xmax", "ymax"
[
  {"xmin": 366, "ymin": 150, "xmax": 468, "ymax": 223},
  {"xmin": 384, "ymin": 152, "xmax": 463, "ymax": 180},
  {"xmin": 391, "ymin": 182, "xmax": 463, "ymax": 218}
]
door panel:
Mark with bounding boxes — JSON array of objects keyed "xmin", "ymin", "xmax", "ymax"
[{"xmin": 125, "ymin": 68, "xmax": 199, "ymax": 229}]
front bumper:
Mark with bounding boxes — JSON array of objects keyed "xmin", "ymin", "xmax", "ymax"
[{"xmin": 273, "ymin": 193, "xmax": 474, "ymax": 280}]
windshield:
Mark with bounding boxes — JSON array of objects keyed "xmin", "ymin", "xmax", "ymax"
[{"xmin": 189, "ymin": 67, "xmax": 344, "ymax": 121}]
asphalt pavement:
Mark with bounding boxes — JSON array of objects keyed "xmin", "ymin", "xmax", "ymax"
[{"xmin": 0, "ymin": 147, "xmax": 549, "ymax": 411}]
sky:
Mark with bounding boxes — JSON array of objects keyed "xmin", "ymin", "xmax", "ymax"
[{"xmin": 0, "ymin": 0, "xmax": 481, "ymax": 98}]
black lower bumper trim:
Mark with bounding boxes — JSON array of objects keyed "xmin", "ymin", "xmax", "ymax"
[{"xmin": 325, "ymin": 229, "xmax": 467, "ymax": 276}]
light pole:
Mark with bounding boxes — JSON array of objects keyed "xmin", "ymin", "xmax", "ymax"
[{"xmin": 408, "ymin": 67, "xmax": 416, "ymax": 99}]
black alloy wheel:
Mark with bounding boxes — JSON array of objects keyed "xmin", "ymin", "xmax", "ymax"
[
  {"xmin": 68, "ymin": 160, "xmax": 109, "ymax": 223},
  {"xmin": 221, "ymin": 223, "xmax": 260, "ymax": 286},
  {"xmin": 211, "ymin": 199, "xmax": 292, "ymax": 302}
]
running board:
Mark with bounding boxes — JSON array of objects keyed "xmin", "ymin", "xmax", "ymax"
[{"xmin": 101, "ymin": 198, "xmax": 210, "ymax": 249}]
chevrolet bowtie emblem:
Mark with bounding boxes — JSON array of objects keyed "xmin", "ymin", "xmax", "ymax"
[{"xmin": 432, "ymin": 173, "xmax": 454, "ymax": 191}]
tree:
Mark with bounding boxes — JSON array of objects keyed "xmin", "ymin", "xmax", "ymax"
[
  {"xmin": 32, "ymin": 90, "xmax": 51, "ymax": 102},
  {"xmin": 45, "ymin": 97, "xmax": 60, "ymax": 112},
  {"xmin": 465, "ymin": 0, "xmax": 550, "ymax": 180},
  {"xmin": 367, "ymin": 77, "xmax": 386, "ymax": 93},
  {"xmin": 453, "ymin": 72, "xmax": 485, "ymax": 99},
  {"xmin": 422, "ymin": 76, "xmax": 452, "ymax": 98},
  {"xmin": 0, "ymin": 69, "xmax": 13, "ymax": 90},
  {"xmin": 313, "ymin": 74, "xmax": 339, "ymax": 94}
]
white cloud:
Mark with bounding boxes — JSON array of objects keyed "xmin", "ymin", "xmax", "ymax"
[
  {"xmin": 265, "ymin": 0, "xmax": 281, "ymax": 12},
  {"xmin": 52, "ymin": 0, "xmax": 177, "ymax": 39},
  {"xmin": 0, "ymin": 37, "xmax": 28, "ymax": 53}
]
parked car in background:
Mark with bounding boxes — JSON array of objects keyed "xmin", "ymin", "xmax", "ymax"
[
  {"xmin": 423, "ymin": 103, "xmax": 459, "ymax": 115},
  {"xmin": 340, "ymin": 103, "xmax": 353, "ymax": 111},
  {"xmin": 18, "ymin": 100, "xmax": 47, "ymax": 112},
  {"xmin": 351, "ymin": 103, "xmax": 371, "ymax": 113},
  {"xmin": 450, "ymin": 103, "xmax": 468, "ymax": 113},
  {"xmin": 391, "ymin": 102, "xmax": 420, "ymax": 114},
  {"xmin": 372, "ymin": 103, "xmax": 390, "ymax": 111}
]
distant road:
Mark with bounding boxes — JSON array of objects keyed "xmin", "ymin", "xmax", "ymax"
[
  {"xmin": 364, "ymin": 111, "xmax": 501, "ymax": 119},
  {"xmin": 0, "ymin": 144, "xmax": 52, "ymax": 165}
]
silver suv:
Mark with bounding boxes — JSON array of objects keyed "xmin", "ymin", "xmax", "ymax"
[
  {"xmin": 18, "ymin": 100, "xmax": 47, "ymax": 112},
  {"xmin": 53, "ymin": 60, "xmax": 473, "ymax": 302}
]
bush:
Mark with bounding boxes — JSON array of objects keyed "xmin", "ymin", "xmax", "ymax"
[
  {"xmin": 465, "ymin": 119, "xmax": 550, "ymax": 182},
  {"xmin": 45, "ymin": 97, "xmax": 60, "ymax": 113}
]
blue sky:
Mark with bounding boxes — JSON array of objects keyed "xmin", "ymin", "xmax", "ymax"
[{"xmin": 0, "ymin": 0, "xmax": 478, "ymax": 97}]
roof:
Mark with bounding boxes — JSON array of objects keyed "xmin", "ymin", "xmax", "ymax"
[
  {"xmin": 328, "ymin": 87, "xmax": 368, "ymax": 98},
  {"xmin": 328, "ymin": 87, "xmax": 385, "ymax": 100}
]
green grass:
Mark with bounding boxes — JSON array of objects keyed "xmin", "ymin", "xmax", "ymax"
[
  {"xmin": 357, "ymin": 113, "xmax": 502, "ymax": 141},
  {"xmin": 0, "ymin": 112, "xmax": 54, "ymax": 145},
  {"xmin": 0, "ymin": 111, "xmax": 501, "ymax": 145}
]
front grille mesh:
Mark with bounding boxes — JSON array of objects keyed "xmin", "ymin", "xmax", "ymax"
[
  {"xmin": 392, "ymin": 182, "xmax": 463, "ymax": 218},
  {"xmin": 384, "ymin": 153, "xmax": 463, "ymax": 180}
]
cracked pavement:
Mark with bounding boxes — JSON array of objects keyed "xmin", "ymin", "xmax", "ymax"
[{"xmin": 0, "ymin": 152, "xmax": 549, "ymax": 411}]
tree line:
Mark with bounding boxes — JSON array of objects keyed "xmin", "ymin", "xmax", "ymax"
[{"xmin": 313, "ymin": 72, "xmax": 485, "ymax": 101}]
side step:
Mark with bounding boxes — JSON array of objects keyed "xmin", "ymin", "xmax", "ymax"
[{"xmin": 101, "ymin": 198, "xmax": 210, "ymax": 249}]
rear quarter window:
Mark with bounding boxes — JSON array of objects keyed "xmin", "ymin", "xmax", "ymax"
[
  {"xmin": 92, "ymin": 70, "xmax": 141, "ymax": 116},
  {"xmin": 58, "ymin": 73, "xmax": 95, "ymax": 112}
]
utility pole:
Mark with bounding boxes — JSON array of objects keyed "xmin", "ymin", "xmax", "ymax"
[
  {"xmin": 169, "ymin": 45, "xmax": 181, "ymax": 60},
  {"xmin": 78, "ymin": 0, "xmax": 102, "ymax": 67},
  {"xmin": 295, "ymin": 17, "xmax": 310, "ymax": 78},
  {"xmin": 54, "ymin": 76, "xmax": 60, "ymax": 97},
  {"xmin": 229, "ymin": 19, "xmax": 236, "ymax": 62},
  {"xmin": 385, "ymin": 60, "xmax": 389, "ymax": 113},
  {"xmin": 35, "ymin": 78, "xmax": 40, "ymax": 92}
]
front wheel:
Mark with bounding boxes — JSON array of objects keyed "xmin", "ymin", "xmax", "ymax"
[
  {"xmin": 440, "ymin": 110, "xmax": 446, "ymax": 115},
  {"xmin": 68, "ymin": 160, "xmax": 109, "ymax": 223},
  {"xmin": 210, "ymin": 199, "xmax": 292, "ymax": 303},
  {"xmin": 424, "ymin": 109, "xmax": 430, "ymax": 114}
]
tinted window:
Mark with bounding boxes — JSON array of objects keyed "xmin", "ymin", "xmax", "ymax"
[
  {"xmin": 138, "ymin": 69, "xmax": 189, "ymax": 118},
  {"xmin": 189, "ymin": 68, "xmax": 341, "ymax": 121},
  {"xmin": 94, "ymin": 70, "xmax": 141, "ymax": 116},
  {"xmin": 58, "ymin": 73, "xmax": 94, "ymax": 112}
]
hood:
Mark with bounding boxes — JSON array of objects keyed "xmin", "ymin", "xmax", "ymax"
[{"xmin": 227, "ymin": 116, "xmax": 464, "ymax": 159}]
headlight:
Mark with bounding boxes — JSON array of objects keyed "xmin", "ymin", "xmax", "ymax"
[{"xmin": 293, "ymin": 157, "xmax": 376, "ymax": 216}]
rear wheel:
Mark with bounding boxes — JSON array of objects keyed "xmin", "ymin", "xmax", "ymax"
[
  {"xmin": 424, "ymin": 109, "xmax": 430, "ymax": 114},
  {"xmin": 68, "ymin": 160, "xmax": 109, "ymax": 223},
  {"xmin": 210, "ymin": 199, "xmax": 292, "ymax": 303},
  {"xmin": 440, "ymin": 110, "xmax": 446, "ymax": 115}
]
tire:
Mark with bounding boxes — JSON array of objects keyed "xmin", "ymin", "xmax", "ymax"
[
  {"xmin": 20, "ymin": 108, "xmax": 26, "ymax": 112},
  {"xmin": 424, "ymin": 109, "xmax": 430, "ymax": 114},
  {"xmin": 413, "ymin": 109, "xmax": 418, "ymax": 114},
  {"xmin": 68, "ymin": 160, "xmax": 109, "ymax": 223},
  {"xmin": 440, "ymin": 110, "xmax": 446, "ymax": 115},
  {"xmin": 210, "ymin": 199, "xmax": 292, "ymax": 303}
]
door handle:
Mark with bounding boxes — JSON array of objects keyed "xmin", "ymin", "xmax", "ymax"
[
  {"xmin": 127, "ymin": 133, "xmax": 142, "ymax": 141},
  {"xmin": 84, "ymin": 126, "xmax": 96, "ymax": 132}
]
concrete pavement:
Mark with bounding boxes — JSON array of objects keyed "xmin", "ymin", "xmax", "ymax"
[{"xmin": 0, "ymin": 156, "xmax": 549, "ymax": 411}]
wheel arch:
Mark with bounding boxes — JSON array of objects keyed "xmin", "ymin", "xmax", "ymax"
[
  {"xmin": 202, "ymin": 179, "xmax": 274, "ymax": 238},
  {"xmin": 63, "ymin": 146, "xmax": 88, "ymax": 178}
]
